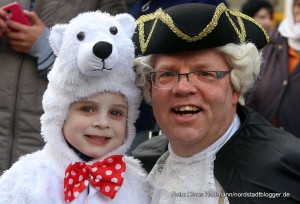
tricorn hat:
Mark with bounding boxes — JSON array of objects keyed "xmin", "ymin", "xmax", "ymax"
[{"xmin": 133, "ymin": 3, "xmax": 269, "ymax": 56}]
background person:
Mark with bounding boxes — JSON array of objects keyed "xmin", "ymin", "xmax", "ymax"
[
  {"xmin": 250, "ymin": 0, "xmax": 300, "ymax": 138},
  {"xmin": 241, "ymin": 0, "xmax": 274, "ymax": 33},
  {"xmin": 132, "ymin": 3, "xmax": 300, "ymax": 204}
]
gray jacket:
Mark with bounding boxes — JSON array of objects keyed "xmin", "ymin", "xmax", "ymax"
[{"xmin": 0, "ymin": 0, "xmax": 126, "ymax": 174}]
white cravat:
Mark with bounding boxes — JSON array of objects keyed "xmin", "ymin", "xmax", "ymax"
[{"xmin": 148, "ymin": 114, "xmax": 241, "ymax": 204}]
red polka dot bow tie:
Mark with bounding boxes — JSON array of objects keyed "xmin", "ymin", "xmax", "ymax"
[{"xmin": 64, "ymin": 155, "xmax": 126, "ymax": 203}]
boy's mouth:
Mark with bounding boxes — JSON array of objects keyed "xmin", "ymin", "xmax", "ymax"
[{"xmin": 85, "ymin": 135, "xmax": 111, "ymax": 144}]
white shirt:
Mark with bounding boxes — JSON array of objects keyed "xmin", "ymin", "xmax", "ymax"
[{"xmin": 147, "ymin": 114, "xmax": 241, "ymax": 204}]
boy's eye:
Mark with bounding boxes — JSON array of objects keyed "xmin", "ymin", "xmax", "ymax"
[
  {"xmin": 111, "ymin": 110, "xmax": 122, "ymax": 117},
  {"xmin": 81, "ymin": 107, "xmax": 94, "ymax": 113}
]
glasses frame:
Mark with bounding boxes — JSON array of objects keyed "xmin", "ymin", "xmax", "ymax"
[{"xmin": 148, "ymin": 70, "xmax": 231, "ymax": 89}]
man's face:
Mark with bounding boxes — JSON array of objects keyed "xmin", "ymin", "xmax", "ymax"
[{"xmin": 150, "ymin": 49, "xmax": 240, "ymax": 156}]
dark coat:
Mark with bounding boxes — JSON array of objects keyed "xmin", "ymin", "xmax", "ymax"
[
  {"xmin": 132, "ymin": 105, "xmax": 300, "ymax": 203},
  {"xmin": 250, "ymin": 28, "xmax": 300, "ymax": 138}
]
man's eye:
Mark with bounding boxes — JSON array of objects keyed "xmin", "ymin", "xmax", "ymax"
[
  {"xmin": 198, "ymin": 71, "xmax": 215, "ymax": 78},
  {"xmin": 161, "ymin": 72, "xmax": 176, "ymax": 78},
  {"xmin": 81, "ymin": 107, "xmax": 94, "ymax": 112}
]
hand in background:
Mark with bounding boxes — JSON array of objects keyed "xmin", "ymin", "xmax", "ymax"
[
  {"xmin": 0, "ymin": 9, "xmax": 9, "ymax": 38},
  {"xmin": 6, "ymin": 11, "xmax": 45, "ymax": 53}
]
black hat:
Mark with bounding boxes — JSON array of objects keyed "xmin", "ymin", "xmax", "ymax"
[{"xmin": 133, "ymin": 3, "xmax": 269, "ymax": 56}]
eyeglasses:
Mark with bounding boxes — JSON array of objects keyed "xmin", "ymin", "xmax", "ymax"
[{"xmin": 148, "ymin": 70, "xmax": 231, "ymax": 89}]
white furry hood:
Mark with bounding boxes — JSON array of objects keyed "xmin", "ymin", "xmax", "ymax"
[{"xmin": 41, "ymin": 11, "xmax": 141, "ymax": 168}]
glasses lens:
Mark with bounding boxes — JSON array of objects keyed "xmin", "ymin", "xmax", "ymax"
[{"xmin": 151, "ymin": 71, "xmax": 177, "ymax": 88}]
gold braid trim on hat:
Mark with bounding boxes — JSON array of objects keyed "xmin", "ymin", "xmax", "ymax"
[
  {"xmin": 237, "ymin": 12, "xmax": 270, "ymax": 43},
  {"xmin": 225, "ymin": 10, "xmax": 246, "ymax": 43},
  {"xmin": 136, "ymin": 3, "xmax": 269, "ymax": 54},
  {"xmin": 136, "ymin": 3, "xmax": 228, "ymax": 54}
]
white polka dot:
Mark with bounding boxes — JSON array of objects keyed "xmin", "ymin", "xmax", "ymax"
[
  {"xmin": 96, "ymin": 175, "xmax": 102, "ymax": 180},
  {"xmin": 111, "ymin": 178, "xmax": 118, "ymax": 183},
  {"xmin": 78, "ymin": 175, "xmax": 83, "ymax": 182},
  {"xmin": 75, "ymin": 183, "xmax": 80, "ymax": 187},
  {"xmin": 108, "ymin": 158, "xmax": 113, "ymax": 163},
  {"xmin": 95, "ymin": 179, "xmax": 100, "ymax": 182},
  {"xmin": 91, "ymin": 167, "xmax": 98, "ymax": 172},
  {"xmin": 68, "ymin": 191, "xmax": 71, "ymax": 197},
  {"xmin": 115, "ymin": 186, "xmax": 120, "ymax": 191},
  {"xmin": 64, "ymin": 187, "xmax": 66, "ymax": 191},
  {"xmin": 105, "ymin": 186, "xmax": 110, "ymax": 192},
  {"xmin": 121, "ymin": 172, "xmax": 124, "ymax": 178},
  {"xmin": 106, "ymin": 170, "xmax": 112, "ymax": 175},
  {"xmin": 102, "ymin": 165, "xmax": 107, "ymax": 168},
  {"xmin": 68, "ymin": 178, "xmax": 73, "ymax": 185},
  {"xmin": 83, "ymin": 168, "xmax": 86, "ymax": 172},
  {"xmin": 84, "ymin": 180, "xmax": 89, "ymax": 186},
  {"xmin": 71, "ymin": 171, "xmax": 76, "ymax": 176},
  {"xmin": 65, "ymin": 172, "xmax": 69, "ymax": 177},
  {"xmin": 115, "ymin": 164, "xmax": 121, "ymax": 170},
  {"xmin": 122, "ymin": 157, "xmax": 125, "ymax": 162},
  {"xmin": 74, "ymin": 192, "xmax": 80, "ymax": 197}
]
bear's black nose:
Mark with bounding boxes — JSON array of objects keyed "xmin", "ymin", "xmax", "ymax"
[{"xmin": 92, "ymin": 41, "xmax": 113, "ymax": 60}]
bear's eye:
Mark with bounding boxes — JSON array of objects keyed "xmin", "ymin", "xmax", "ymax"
[
  {"xmin": 77, "ymin": 32, "xmax": 85, "ymax": 41},
  {"xmin": 109, "ymin": 26, "xmax": 118, "ymax": 35}
]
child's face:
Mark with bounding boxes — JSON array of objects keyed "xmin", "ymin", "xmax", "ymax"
[{"xmin": 63, "ymin": 92, "xmax": 128, "ymax": 158}]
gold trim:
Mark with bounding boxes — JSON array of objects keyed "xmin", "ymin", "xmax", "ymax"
[
  {"xmin": 225, "ymin": 10, "xmax": 246, "ymax": 43},
  {"xmin": 136, "ymin": 2, "xmax": 269, "ymax": 54},
  {"xmin": 238, "ymin": 12, "xmax": 270, "ymax": 43},
  {"xmin": 136, "ymin": 3, "xmax": 228, "ymax": 54},
  {"xmin": 218, "ymin": 188, "xmax": 225, "ymax": 204}
]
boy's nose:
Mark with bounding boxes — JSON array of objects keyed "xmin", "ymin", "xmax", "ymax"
[{"xmin": 92, "ymin": 116, "xmax": 109, "ymax": 128}]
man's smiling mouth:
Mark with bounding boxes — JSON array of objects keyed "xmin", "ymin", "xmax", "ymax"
[{"xmin": 173, "ymin": 106, "xmax": 201, "ymax": 116}]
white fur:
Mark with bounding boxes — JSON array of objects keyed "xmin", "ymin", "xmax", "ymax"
[
  {"xmin": 0, "ymin": 151, "xmax": 150, "ymax": 203},
  {"xmin": 0, "ymin": 11, "xmax": 149, "ymax": 203}
]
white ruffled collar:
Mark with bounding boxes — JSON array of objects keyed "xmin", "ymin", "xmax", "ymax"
[{"xmin": 147, "ymin": 114, "xmax": 240, "ymax": 204}]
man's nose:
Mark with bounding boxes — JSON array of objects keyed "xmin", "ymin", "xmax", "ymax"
[{"xmin": 173, "ymin": 73, "xmax": 197, "ymax": 93}]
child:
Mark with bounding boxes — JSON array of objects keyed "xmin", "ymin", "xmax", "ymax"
[{"xmin": 0, "ymin": 11, "xmax": 150, "ymax": 203}]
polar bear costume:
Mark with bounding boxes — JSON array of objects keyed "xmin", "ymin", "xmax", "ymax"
[{"xmin": 0, "ymin": 11, "xmax": 150, "ymax": 204}]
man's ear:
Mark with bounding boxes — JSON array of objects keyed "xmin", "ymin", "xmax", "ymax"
[{"xmin": 233, "ymin": 89, "xmax": 242, "ymax": 105}]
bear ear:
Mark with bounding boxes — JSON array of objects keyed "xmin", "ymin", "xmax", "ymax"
[
  {"xmin": 49, "ymin": 24, "xmax": 67, "ymax": 56},
  {"xmin": 115, "ymin": 13, "xmax": 136, "ymax": 38}
]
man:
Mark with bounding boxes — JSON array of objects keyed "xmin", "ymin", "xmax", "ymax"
[{"xmin": 132, "ymin": 3, "xmax": 300, "ymax": 204}]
